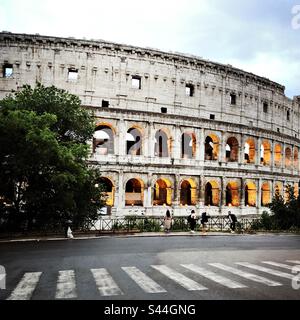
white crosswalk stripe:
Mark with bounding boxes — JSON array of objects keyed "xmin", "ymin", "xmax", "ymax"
[
  {"xmin": 122, "ymin": 267, "xmax": 166, "ymax": 293},
  {"xmin": 151, "ymin": 265, "xmax": 207, "ymax": 291},
  {"xmin": 262, "ymin": 261, "xmax": 296, "ymax": 271},
  {"xmin": 286, "ymin": 260, "xmax": 300, "ymax": 264},
  {"xmin": 236, "ymin": 262, "xmax": 294, "ymax": 280},
  {"xmin": 181, "ymin": 264, "xmax": 247, "ymax": 289},
  {"xmin": 7, "ymin": 272, "xmax": 42, "ymax": 300},
  {"xmin": 91, "ymin": 268, "xmax": 124, "ymax": 296},
  {"xmin": 209, "ymin": 263, "xmax": 282, "ymax": 286},
  {"xmin": 55, "ymin": 270, "xmax": 77, "ymax": 299}
]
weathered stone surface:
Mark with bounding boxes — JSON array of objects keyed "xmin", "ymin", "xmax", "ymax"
[{"xmin": 1, "ymin": 32, "xmax": 299, "ymax": 217}]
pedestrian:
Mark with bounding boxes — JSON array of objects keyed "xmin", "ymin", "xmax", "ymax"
[
  {"xmin": 228, "ymin": 211, "xmax": 237, "ymax": 233},
  {"xmin": 163, "ymin": 210, "xmax": 172, "ymax": 233},
  {"xmin": 188, "ymin": 210, "xmax": 197, "ymax": 233},
  {"xmin": 64, "ymin": 219, "xmax": 73, "ymax": 238},
  {"xmin": 200, "ymin": 212, "xmax": 209, "ymax": 234}
]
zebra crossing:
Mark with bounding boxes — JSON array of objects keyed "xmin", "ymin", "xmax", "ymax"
[{"xmin": 5, "ymin": 260, "xmax": 300, "ymax": 300}]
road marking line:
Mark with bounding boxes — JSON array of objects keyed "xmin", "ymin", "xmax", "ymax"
[
  {"xmin": 209, "ymin": 263, "xmax": 282, "ymax": 286},
  {"xmin": 262, "ymin": 261, "xmax": 295, "ymax": 271},
  {"xmin": 7, "ymin": 272, "xmax": 42, "ymax": 300},
  {"xmin": 91, "ymin": 268, "xmax": 123, "ymax": 296},
  {"xmin": 55, "ymin": 270, "xmax": 77, "ymax": 299},
  {"xmin": 236, "ymin": 262, "xmax": 293, "ymax": 279},
  {"xmin": 122, "ymin": 267, "xmax": 166, "ymax": 293},
  {"xmin": 151, "ymin": 265, "xmax": 207, "ymax": 291},
  {"xmin": 181, "ymin": 264, "xmax": 247, "ymax": 289},
  {"xmin": 286, "ymin": 260, "xmax": 300, "ymax": 264}
]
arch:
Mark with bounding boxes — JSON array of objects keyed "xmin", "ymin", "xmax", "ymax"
[
  {"xmin": 205, "ymin": 134, "xmax": 219, "ymax": 161},
  {"xmin": 204, "ymin": 181, "xmax": 220, "ymax": 206},
  {"xmin": 126, "ymin": 127, "xmax": 142, "ymax": 156},
  {"xmin": 153, "ymin": 178, "xmax": 172, "ymax": 206},
  {"xmin": 125, "ymin": 178, "xmax": 144, "ymax": 206},
  {"xmin": 245, "ymin": 181, "xmax": 256, "ymax": 207},
  {"xmin": 274, "ymin": 182, "xmax": 283, "ymax": 197},
  {"xmin": 154, "ymin": 129, "xmax": 171, "ymax": 158},
  {"xmin": 274, "ymin": 144, "xmax": 282, "ymax": 167},
  {"xmin": 261, "ymin": 182, "xmax": 271, "ymax": 207},
  {"xmin": 226, "ymin": 137, "xmax": 239, "ymax": 162},
  {"xmin": 285, "ymin": 147, "xmax": 292, "ymax": 169},
  {"xmin": 260, "ymin": 140, "xmax": 271, "ymax": 165},
  {"xmin": 293, "ymin": 147, "xmax": 298, "ymax": 170},
  {"xmin": 181, "ymin": 132, "xmax": 196, "ymax": 159},
  {"xmin": 99, "ymin": 177, "xmax": 114, "ymax": 207},
  {"xmin": 244, "ymin": 138, "xmax": 255, "ymax": 164},
  {"xmin": 225, "ymin": 181, "xmax": 239, "ymax": 207},
  {"xmin": 93, "ymin": 125, "xmax": 114, "ymax": 155},
  {"xmin": 294, "ymin": 182, "xmax": 299, "ymax": 199},
  {"xmin": 180, "ymin": 178, "xmax": 197, "ymax": 205}
]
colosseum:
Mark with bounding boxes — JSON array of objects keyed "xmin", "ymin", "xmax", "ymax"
[{"xmin": 1, "ymin": 32, "xmax": 300, "ymax": 218}]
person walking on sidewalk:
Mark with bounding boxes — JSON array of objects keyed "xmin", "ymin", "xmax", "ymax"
[
  {"xmin": 163, "ymin": 210, "xmax": 172, "ymax": 233},
  {"xmin": 188, "ymin": 210, "xmax": 197, "ymax": 233},
  {"xmin": 200, "ymin": 212, "xmax": 209, "ymax": 235},
  {"xmin": 228, "ymin": 211, "xmax": 237, "ymax": 233}
]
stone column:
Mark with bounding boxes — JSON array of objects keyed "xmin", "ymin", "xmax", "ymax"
[
  {"xmin": 117, "ymin": 119, "xmax": 126, "ymax": 156},
  {"xmin": 271, "ymin": 139, "xmax": 275, "ymax": 169},
  {"xmin": 239, "ymin": 135, "xmax": 245, "ymax": 165},
  {"xmin": 145, "ymin": 173, "xmax": 152, "ymax": 208},
  {"xmin": 195, "ymin": 128, "xmax": 201, "ymax": 161},
  {"xmin": 281, "ymin": 142, "xmax": 285, "ymax": 169},
  {"xmin": 256, "ymin": 137, "xmax": 261, "ymax": 166},
  {"xmin": 199, "ymin": 128, "xmax": 205, "ymax": 161},
  {"xmin": 240, "ymin": 178, "xmax": 245, "ymax": 207},
  {"xmin": 118, "ymin": 171, "xmax": 124, "ymax": 209},
  {"xmin": 199, "ymin": 175, "xmax": 205, "ymax": 206},
  {"xmin": 220, "ymin": 131, "xmax": 226, "ymax": 163},
  {"xmin": 173, "ymin": 174, "xmax": 180, "ymax": 206},
  {"xmin": 173, "ymin": 125, "xmax": 181, "ymax": 160},
  {"xmin": 257, "ymin": 178, "xmax": 262, "ymax": 208},
  {"xmin": 222, "ymin": 177, "xmax": 227, "ymax": 207}
]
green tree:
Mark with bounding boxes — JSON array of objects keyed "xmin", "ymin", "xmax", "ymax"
[{"xmin": 0, "ymin": 84, "xmax": 104, "ymax": 231}]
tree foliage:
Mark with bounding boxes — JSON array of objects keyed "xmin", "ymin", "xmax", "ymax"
[{"xmin": 0, "ymin": 84, "xmax": 104, "ymax": 231}]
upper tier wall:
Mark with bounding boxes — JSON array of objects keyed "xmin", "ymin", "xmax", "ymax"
[{"xmin": 0, "ymin": 32, "xmax": 299, "ymax": 139}]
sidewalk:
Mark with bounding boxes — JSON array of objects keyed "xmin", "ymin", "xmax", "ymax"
[{"xmin": 0, "ymin": 231, "xmax": 242, "ymax": 243}]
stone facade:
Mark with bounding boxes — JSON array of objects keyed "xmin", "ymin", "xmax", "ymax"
[{"xmin": 1, "ymin": 32, "xmax": 300, "ymax": 217}]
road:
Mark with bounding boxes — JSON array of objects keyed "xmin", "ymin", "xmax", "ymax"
[{"xmin": 0, "ymin": 234, "xmax": 300, "ymax": 300}]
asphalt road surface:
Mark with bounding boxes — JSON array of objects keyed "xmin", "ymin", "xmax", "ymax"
[{"xmin": 0, "ymin": 234, "xmax": 300, "ymax": 300}]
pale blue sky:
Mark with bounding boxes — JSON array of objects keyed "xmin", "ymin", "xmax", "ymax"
[{"xmin": 0, "ymin": 0, "xmax": 299, "ymax": 98}]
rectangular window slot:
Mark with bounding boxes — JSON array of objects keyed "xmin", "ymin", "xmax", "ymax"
[
  {"xmin": 185, "ymin": 84, "xmax": 194, "ymax": 97},
  {"xmin": 3, "ymin": 64, "xmax": 13, "ymax": 77},
  {"xmin": 161, "ymin": 107, "xmax": 167, "ymax": 114},
  {"xmin": 287, "ymin": 110, "xmax": 290, "ymax": 121},
  {"xmin": 132, "ymin": 76, "xmax": 141, "ymax": 89},
  {"xmin": 68, "ymin": 68, "xmax": 78, "ymax": 81},
  {"xmin": 263, "ymin": 102, "xmax": 268, "ymax": 113},
  {"xmin": 210, "ymin": 114, "xmax": 215, "ymax": 120},
  {"xmin": 102, "ymin": 100, "xmax": 109, "ymax": 108},
  {"xmin": 230, "ymin": 93, "xmax": 236, "ymax": 105}
]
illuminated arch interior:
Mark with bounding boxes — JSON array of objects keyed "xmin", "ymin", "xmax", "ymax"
[
  {"xmin": 274, "ymin": 144, "xmax": 282, "ymax": 167},
  {"xmin": 261, "ymin": 182, "xmax": 271, "ymax": 206},
  {"xmin": 126, "ymin": 127, "xmax": 142, "ymax": 156},
  {"xmin": 99, "ymin": 177, "xmax": 114, "ymax": 206},
  {"xmin": 205, "ymin": 134, "xmax": 219, "ymax": 161},
  {"xmin": 226, "ymin": 181, "xmax": 239, "ymax": 207},
  {"xmin": 261, "ymin": 140, "xmax": 271, "ymax": 165},
  {"xmin": 245, "ymin": 181, "xmax": 256, "ymax": 207},
  {"xmin": 125, "ymin": 178, "xmax": 144, "ymax": 206},
  {"xmin": 153, "ymin": 178, "xmax": 172, "ymax": 206},
  {"xmin": 226, "ymin": 137, "xmax": 239, "ymax": 162},
  {"xmin": 244, "ymin": 138, "xmax": 255, "ymax": 164},
  {"xmin": 205, "ymin": 181, "xmax": 219, "ymax": 206},
  {"xmin": 285, "ymin": 147, "xmax": 292, "ymax": 169},
  {"xmin": 181, "ymin": 133, "xmax": 196, "ymax": 159},
  {"xmin": 154, "ymin": 129, "xmax": 170, "ymax": 158},
  {"xmin": 180, "ymin": 179, "xmax": 197, "ymax": 205}
]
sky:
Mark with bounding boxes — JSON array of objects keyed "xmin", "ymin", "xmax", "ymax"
[{"xmin": 0, "ymin": 0, "xmax": 299, "ymax": 98}]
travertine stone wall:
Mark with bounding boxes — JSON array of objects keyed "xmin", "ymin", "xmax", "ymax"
[{"xmin": 1, "ymin": 32, "xmax": 299, "ymax": 217}]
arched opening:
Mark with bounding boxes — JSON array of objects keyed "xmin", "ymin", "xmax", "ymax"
[
  {"xmin": 285, "ymin": 147, "xmax": 292, "ymax": 169},
  {"xmin": 99, "ymin": 177, "xmax": 114, "ymax": 208},
  {"xmin": 205, "ymin": 134, "xmax": 219, "ymax": 161},
  {"xmin": 261, "ymin": 182, "xmax": 271, "ymax": 206},
  {"xmin": 225, "ymin": 182, "xmax": 239, "ymax": 207},
  {"xmin": 180, "ymin": 179, "xmax": 197, "ymax": 205},
  {"xmin": 275, "ymin": 182, "xmax": 283, "ymax": 198},
  {"xmin": 126, "ymin": 128, "xmax": 142, "ymax": 155},
  {"xmin": 93, "ymin": 125, "xmax": 114, "ymax": 155},
  {"xmin": 154, "ymin": 130, "xmax": 170, "ymax": 158},
  {"xmin": 260, "ymin": 140, "xmax": 271, "ymax": 165},
  {"xmin": 181, "ymin": 133, "xmax": 196, "ymax": 159},
  {"xmin": 245, "ymin": 181, "xmax": 256, "ymax": 207},
  {"xmin": 125, "ymin": 178, "xmax": 144, "ymax": 206},
  {"xmin": 226, "ymin": 137, "xmax": 239, "ymax": 162},
  {"xmin": 293, "ymin": 147, "xmax": 298, "ymax": 170},
  {"xmin": 274, "ymin": 144, "xmax": 282, "ymax": 167},
  {"xmin": 153, "ymin": 178, "xmax": 172, "ymax": 206},
  {"xmin": 205, "ymin": 181, "xmax": 219, "ymax": 206},
  {"xmin": 244, "ymin": 138, "xmax": 255, "ymax": 164}
]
